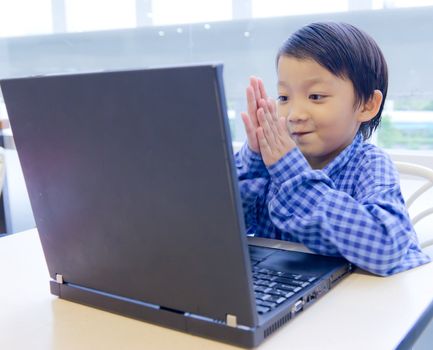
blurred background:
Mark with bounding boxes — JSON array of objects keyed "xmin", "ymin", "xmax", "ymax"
[
  {"xmin": 1, "ymin": 2, "xmax": 433, "ymax": 348},
  {"xmin": 0, "ymin": 0, "xmax": 432, "ymax": 235}
]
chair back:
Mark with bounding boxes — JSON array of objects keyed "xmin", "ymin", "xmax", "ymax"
[{"xmin": 394, "ymin": 161, "xmax": 433, "ymax": 248}]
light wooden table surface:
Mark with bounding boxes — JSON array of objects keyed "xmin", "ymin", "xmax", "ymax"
[{"xmin": 1, "ymin": 229, "xmax": 433, "ymax": 350}]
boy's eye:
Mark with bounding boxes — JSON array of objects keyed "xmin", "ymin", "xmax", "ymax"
[
  {"xmin": 309, "ymin": 94, "xmax": 326, "ymax": 101},
  {"xmin": 277, "ymin": 95, "xmax": 288, "ymax": 102}
]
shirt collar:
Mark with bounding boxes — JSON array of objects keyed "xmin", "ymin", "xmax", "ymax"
[{"xmin": 323, "ymin": 132, "xmax": 363, "ymax": 177}]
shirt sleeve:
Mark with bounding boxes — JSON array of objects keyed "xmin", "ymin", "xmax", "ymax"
[
  {"xmin": 235, "ymin": 143, "xmax": 270, "ymax": 235},
  {"xmin": 266, "ymin": 148, "xmax": 428, "ymax": 276}
]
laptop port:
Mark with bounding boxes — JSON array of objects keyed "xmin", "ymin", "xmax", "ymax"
[
  {"xmin": 306, "ymin": 293, "xmax": 316, "ymax": 304},
  {"xmin": 291, "ymin": 299, "xmax": 304, "ymax": 315},
  {"xmin": 315, "ymin": 282, "xmax": 329, "ymax": 298}
]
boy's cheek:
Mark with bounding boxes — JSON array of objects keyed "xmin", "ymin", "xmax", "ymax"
[{"xmin": 277, "ymin": 109, "xmax": 289, "ymax": 120}]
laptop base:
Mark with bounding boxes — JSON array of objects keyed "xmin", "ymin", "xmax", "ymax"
[
  {"xmin": 49, "ymin": 253, "xmax": 352, "ymax": 349},
  {"xmin": 50, "ymin": 280, "xmax": 261, "ymax": 348}
]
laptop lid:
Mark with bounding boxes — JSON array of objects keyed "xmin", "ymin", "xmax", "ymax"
[{"xmin": 1, "ymin": 64, "xmax": 258, "ymax": 327}]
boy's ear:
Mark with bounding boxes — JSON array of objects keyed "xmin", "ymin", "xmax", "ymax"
[{"xmin": 357, "ymin": 90, "xmax": 383, "ymax": 122}]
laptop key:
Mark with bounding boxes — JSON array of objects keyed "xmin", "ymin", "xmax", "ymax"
[
  {"xmin": 254, "ymin": 292, "xmax": 267, "ymax": 300},
  {"xmin": 277, "ymin": 290, "xmax": 294, "ymax": 299},
  {"xmin": 254, "ymin": 285, "xmax": 272, "ymax": 293},
  {"xmin": 274, "ymin": 277, "xmax": 309, "ymax": 287},
  {"xmin": 288, "ymin": 274, "xmax": 318, "ymax": 282},
  {"xmin": 269, "ymin": 289, "xmax": 294, "ymax": 298},
  {"xmin": 255, "ymin": 292, "xmax": 270, "ymax": 301},
  {"xmin": 255, "ymin": 273, "xmax": 274, "ymax": 281},
  {"xmin": 259, "ymin": 268, "xmax": 281, "ymax": 277},
  {"xmin": 257, "ymin": 305, "xmax": 271, "ymax": 314},
  {"xmin": 266, "ymin": 295, "xmax": 287, "ymax": 304},
  {"xmin": 261, "ymin": 294, "xmax": 272, "ymax": 301},
  {"xmin": 253, "ymin": 280, "xmax": 277, "ymax": 288},
  {"xmin": 255, "ymin": 279, "xmax": 272, "ymax": 287},
  {"xmin": 276, "ymin": 283, "xmax": 302, "ymax": 293},
  {"xmin": 256, "ymin": 300, "xmax": 277, "ymax": 309},
  {"xmin": 279, "ymin": 272, "xmax": 300, "ymax": 279}
]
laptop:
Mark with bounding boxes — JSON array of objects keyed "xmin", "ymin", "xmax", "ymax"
[{"xmin": 0, "ymin": 64, "xmax": 352, "ymax": 348}]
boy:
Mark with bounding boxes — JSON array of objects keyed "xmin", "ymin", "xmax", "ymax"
[{"xmin": 235, "ymin": 22, "xmax": 430, "ymax": 276}]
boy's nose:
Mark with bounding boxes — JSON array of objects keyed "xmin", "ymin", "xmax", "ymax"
[{"xmin": 287, "ymin": 107, "xmax": 309, "ymax": 123}]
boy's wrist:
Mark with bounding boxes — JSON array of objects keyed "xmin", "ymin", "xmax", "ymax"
[
  {"xmin": 238, "ymin": 142, "xmax": 265, "ymax": 170},
  {"xmin": 245, "ymin": 143, "xmax": 262, "ymax": 158},
  {"xmin": 267, "ymin": 148, "xmax": 310, "ymax": 184}
]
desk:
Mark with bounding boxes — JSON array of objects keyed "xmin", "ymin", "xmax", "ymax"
[{"xmin": 1, "ymin": 229, "xmax": 433, "ymax": 350}]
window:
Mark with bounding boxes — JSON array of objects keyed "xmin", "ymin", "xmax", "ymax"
[
  {"xmin": 378, "ymin": 99, "xmax": 433, "ymax": 150},
  {"xmin": 0, "ymin": 0, "xmax": 432, "ymax": 151},
  {"xmin": 1, "ymin": 0, "xmax": 433, "ymax": 234},
  {"xmin": 390, "ymin": 0, "xmax": 433, "ymax": 8},
  {"xmin": 65, "ymin": 0, "xmax": 136, "ymax": 32},
  {"xmin": 252, "ymin": 0, "xmax": 348, "ymax": 18},
  {"xmin": 152, "ymin": 0, "xmax": 232, "ymax": 25},
  {"xmin": 0, "ymin": 0, "xmax": 52, "ymax": 37}
]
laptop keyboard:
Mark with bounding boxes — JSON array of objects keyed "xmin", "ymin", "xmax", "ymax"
[{"xmin": 252, "ymin": 266, "xmax": 317, "ymax": 315}]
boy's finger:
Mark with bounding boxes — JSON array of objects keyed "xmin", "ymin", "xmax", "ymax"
[
  {"xmin": 242, "ymin": 112, "xmax": 260, "ymax": 153},
  {"xmin": 260, "ymin": 99, "xmax": 279, "ymax": 136},
  {"xmin": 241, "ymin": 112, "xmax": 257, "ymax": 140},
  {"xmin": 275, "ymin": 116, "xmax": 285, "ymax": 141},
  {"xmin": 250, "ymin": 76, "xmax": 261, "ymax": 105},
  {"xmin": 260, "ymin": 99, "xmax": 278, "ymax": 137},
  {"xmin": 257, "ymin": 127, "xmax": 272, "ymax": 157},
  {"xmin": 258, "ymin": 79, "xmax": 268, "ymax": 100},
  {"xmin": 246, "ymin": 87, "xmax": 258, "ymax": 127},
  {"xmin": 265, "ymin": 109, "xmax": 282, "ymax": 150},
  {"xmin": 241, "ymin": 112, "xmax": 259, "ymax": 146},
  {"xmin": 257, "ymin": 107, "xmax": 277, "ymax": 147},
  {"xmin": 241, "ymin": 112, "xmax": 253, "ymax": 134},
  {"xmin": 268, "ymin": 98, "xmax": 278, "ymax": 121},
  {"xmin": 277, "ymin": 117, "xmax": 295, "ymax": 148},
  {"xmin": 275, "ymin": 116, "xmax": 289, "ymax": 139}
]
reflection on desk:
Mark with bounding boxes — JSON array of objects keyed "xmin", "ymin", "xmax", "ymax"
[{"xmin": 1, "ymin": 229, "xmax": 433, "ymax": 350}]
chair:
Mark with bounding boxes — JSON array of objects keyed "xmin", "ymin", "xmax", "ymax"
[
  {"xmin": 0, "ymin": 148, "xmax": 5, "ymax": 237},
  {"xmin": 0, "ymin": 148, "xmax": 4, "ymax": 194},
  {"xmin": 394, "ymin": 161, "xmax": 433, "ymax": 249}
]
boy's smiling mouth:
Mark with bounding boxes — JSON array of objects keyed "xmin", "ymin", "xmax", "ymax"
[
  {"xmin": 290, "ymin": 130, "xmax": 313, "ymax": 137},
  {"xmin": 290, "ymin": 130, "xmax": 314, "ymax": 143}
]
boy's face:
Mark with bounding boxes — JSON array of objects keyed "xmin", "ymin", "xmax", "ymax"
[{"xmin": 277, "ymin": 55, "xmax": 364, "ymax": 169}]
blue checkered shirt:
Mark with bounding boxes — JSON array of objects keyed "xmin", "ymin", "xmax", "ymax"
[{"xmin": 235, "ymin": 133, "xmax": 431, "ymax": 276}]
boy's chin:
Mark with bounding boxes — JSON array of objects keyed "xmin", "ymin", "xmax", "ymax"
[{"xmin": 299, "ymin": 148, "xmax": 332, "ymax": 167}]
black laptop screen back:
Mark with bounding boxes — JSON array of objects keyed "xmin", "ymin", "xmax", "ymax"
[{"xmin": 1, "ymin": 65, "xmax": 258, "ymax": 326}]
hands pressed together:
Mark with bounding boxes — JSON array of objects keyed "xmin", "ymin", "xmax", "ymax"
[{"xmin": 241, "ymin": 77, "xmax": 296, "ymax": 166}]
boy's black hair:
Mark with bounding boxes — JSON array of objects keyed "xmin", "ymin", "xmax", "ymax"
[{"xmin": 277, "ymin": 22, "xmax": 388, "ymax": 140}]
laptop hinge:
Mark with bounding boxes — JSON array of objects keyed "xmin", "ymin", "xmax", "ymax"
[
  {"xmin": 226, "ymin": 314, "xmax": 237, "ymax": 328},
  {"xmin": 55, "ymin": 274, "xmax": 64, "ymax": 284}
]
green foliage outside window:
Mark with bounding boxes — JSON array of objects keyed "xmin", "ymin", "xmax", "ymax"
[
  {"xmin": 377, "ymin": 98, "xmax": 433, "ymax": 150},
  {"xmin": 377, "ymin": 115, "xmax": 433, "ymax": 149},
  {"xmin": 393, "ymin": 99, "xmax": 433, "ymax": 111}
]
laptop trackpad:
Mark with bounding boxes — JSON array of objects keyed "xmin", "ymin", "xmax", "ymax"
[
  {"xmin": 250, "ymin": 245, "xmax": 347, "ymax": 275},
  {"xmin": 248, "ymin": 245, "xmax": 275, "ymax": 262}
]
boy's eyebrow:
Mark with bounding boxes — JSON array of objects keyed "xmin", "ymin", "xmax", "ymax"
[
  {"xmin": 303, "ymin": 77, "xmax": 329, "ymax": 85},
  {"xmin": 278, "ymin": 77, "xmax": 332, "ymax": 88}
]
